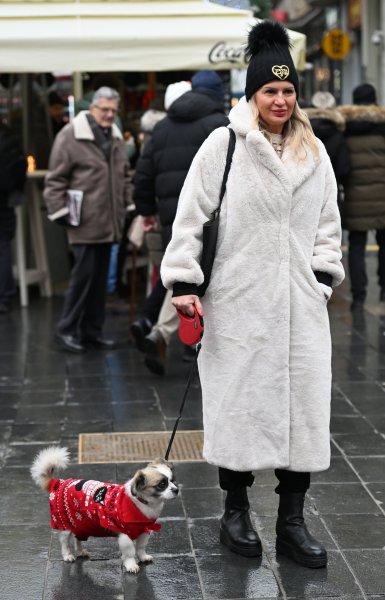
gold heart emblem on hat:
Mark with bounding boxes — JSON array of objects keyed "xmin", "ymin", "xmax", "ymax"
[{"xmin": 272, "ymin": 65, "xmax": 290, "ymax": 80}]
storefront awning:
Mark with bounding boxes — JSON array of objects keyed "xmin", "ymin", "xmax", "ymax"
[{"xmin": 0, "ymin": 1, "xmax": 306, "ymax": 73}]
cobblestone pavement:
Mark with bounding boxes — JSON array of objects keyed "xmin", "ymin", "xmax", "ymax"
[{"xmin": 1, "ymin": 255, "xmax": 385, "ymax": 599}]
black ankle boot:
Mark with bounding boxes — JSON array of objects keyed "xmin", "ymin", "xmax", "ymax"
[
  {"xmin": 220, "ymin": 488, "xmax": 262, "ymax": 557},
  {"xmin": 276, "ymin": 492, "xmax": 327, "ymax": 568}
]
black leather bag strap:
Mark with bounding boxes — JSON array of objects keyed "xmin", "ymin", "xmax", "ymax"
[{"xmin": 216, "ymin": 127, "xmax": 236, "ymax": 215}]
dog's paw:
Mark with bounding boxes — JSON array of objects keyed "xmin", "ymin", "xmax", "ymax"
[
  {"xmin": 138, "ymin": 553, "xmax": 153, "ymax": 564},
  {"xmin": 77, "ymin": 549, "xmax": 90, "ymax": 559},
  {"xmin": 124, "ymin": 559, "xmax": 140, "ymax": 574},
  {"xmin": 63, "ymin": 553, "xmax": 76, "ymax": 563}
]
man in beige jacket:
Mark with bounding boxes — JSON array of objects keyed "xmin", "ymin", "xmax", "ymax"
[{"xmin": 44, "ymin": 87, "xmax": 131, "ymax": 353}]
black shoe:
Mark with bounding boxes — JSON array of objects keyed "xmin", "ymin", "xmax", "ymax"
[
  {"xmin": 276, "ymin": 492, "xmax": 327, "ymax": 568},
  {"xmin": 143, "ymin": 330, "xmax": 166, "ymax": 375},
  {"xmin": 131, "ymin": 318, "xmax": 152, "ymax": 352},
  {"xmin": 83, "ymin": 337, "xmax": 116, "ymax": 349},
  {"xmin": 380, "ymin": 289, "xmax": 385, "ymax": 303},
  {"xmin": 220, "ymin": 488, "xmax": 262, "ymax": 557},
  {"xmin": 55, "ymin": 333, "xmax": 85, "ymax": 354}
]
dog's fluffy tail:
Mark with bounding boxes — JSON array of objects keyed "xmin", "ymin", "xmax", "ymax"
[{"xmin": 30, "ymin": 446, "xmax": 70, "ymax": 491}]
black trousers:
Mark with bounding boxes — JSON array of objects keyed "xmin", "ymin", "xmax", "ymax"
[
  {"xmin": 0, "ymin": 207, "xmax": 16, "ymax": 304},
  {"xmin": 218, "ymin": 467, "xmax": 311, "ymax": 495},
  {"xmin": 56, "ymin": 243, "xmax": 111, "ymax": 339},
  {"xmin": 348, "ymin": 229, "xmax": 385, "ymax": 302},
  {"xmin": 142, "ymin": 277, "xmax": 167, "ymax": 324}
]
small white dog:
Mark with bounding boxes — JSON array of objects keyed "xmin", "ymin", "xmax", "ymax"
[{"xmin": 31, "ymin": 446, "xmax": 179, "ymax": 573}]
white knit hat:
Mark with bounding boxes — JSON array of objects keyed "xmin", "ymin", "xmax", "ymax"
[
  {"xmin": 164, "ymin": 81, "xmax": 191, "ymax": 110},
  {"xmin": 311, "ymin": 91, "xmax": 336, "ymax": 109}
]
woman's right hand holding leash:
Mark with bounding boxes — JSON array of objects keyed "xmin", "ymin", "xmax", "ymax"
[{"xmin": 172, "ymin": 295, "xmax": 204, "ymax": 318}]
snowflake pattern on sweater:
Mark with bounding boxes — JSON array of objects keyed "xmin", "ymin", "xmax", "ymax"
[{"xmin": 49, "ymin": 478, "xmax": 161, "ymax": 541}]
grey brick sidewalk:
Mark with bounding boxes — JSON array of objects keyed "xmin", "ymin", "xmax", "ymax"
[{"xmin": 1, "ymin": 254, "xmax": 385, "ymax": 599}]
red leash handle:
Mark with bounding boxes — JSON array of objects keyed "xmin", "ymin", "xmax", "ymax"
[{"xmin": 176, "ymin": 306, "xmax": 204, "ymax": 346}]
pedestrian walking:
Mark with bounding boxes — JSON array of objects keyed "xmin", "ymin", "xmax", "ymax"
[
  {"xmin": 131, "ymin": 73, "xmax": 229, "ymax": 365},
  {"xmin": 305, "ymin": 91, "xmax": 349, "ymax": 194},
  {"xmin": 161, "ymin": 21, "xmax": 344, "ymax": 567},
  {"xmin": 338, "ymin": 83, "xmax": 385, "ymax": 310},
  {"xmin": 44, "ymin": 87, "xmax": 132, "ymax": 352}
]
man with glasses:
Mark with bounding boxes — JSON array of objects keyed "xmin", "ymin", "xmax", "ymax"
[{"xmin": 44, "ymin": 87, "xmax": 132, "ymax": 352}]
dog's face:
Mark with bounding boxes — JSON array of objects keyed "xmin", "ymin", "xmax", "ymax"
[{"xmin": 127, "ymin": 459, "xmax": 179, "ymax": 505}]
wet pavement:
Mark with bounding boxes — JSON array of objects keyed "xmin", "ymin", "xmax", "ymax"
[{"xmin": 1, "ymin": 253, "xmax": 385, "ymax": 599}]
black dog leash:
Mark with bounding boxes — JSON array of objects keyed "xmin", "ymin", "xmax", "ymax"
[{"xmin": 164, "ymin": 343, "xmax": 202, "ymax": 461}]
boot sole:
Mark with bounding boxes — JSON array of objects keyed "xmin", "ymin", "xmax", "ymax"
[
  {"xmin": 220, "ymin": 527, "xmax": 262, "ymax": 557},
  {"xmin": 276, "ymin": 538, "xmax": 327, "ymax": 568}
]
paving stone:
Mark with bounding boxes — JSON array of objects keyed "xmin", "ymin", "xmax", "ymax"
[
  {"xmin": 350, "ymin": 457, "xmax": 385, "ymax": 482},
  {"xmin": 309, "ymin": 483, "xmax": 381, "ymax": 514},
  {"xmin": 0, "ymin": 488, "xmax": 49, "ymax": 525},
  {"xmin": 44, "ymin": 558, "xmax": 124, "ymax": 600},
  {"xmin": 322, "ymin": 514, "xmax": 385, "ymax": 549},
  {"xmin": 330, "ymin": 415, "xmax": 375, "ymax": 435},
  {"xmin": 196, "ymin": 553, "xmax": 279, "ymax": 599},
  {"xmin": 123, "ymin": 556, "xmax": 202, "ymax": 599},
  {"xmin": 312, "ymin": 457, "xmax": 360, "ymax": 484},
  {"xmin": 332, "ymin": 433, "xmax": 385, "ymax": 456},
  {"xmin": 173, "ymin": 460, "xmax": 219, "ymax": 489},
  {"xmin": 0, "ymin": 525, "xmax": 51, "ymax": 560},
  {"xmin": 275, "ymin": 550, "xmax": 364, "ymax": 598},
  {"xmin": 181, "ymin": 486, "xmax": 223, "ymax": 519},
  {"xmin": 0, "ymin": 559, "xmax": 47, "ymax": 600},
  {"xmin": 344, "ymin": 549, "xmax": 385, "ymax": 595},
  {"xmin": 189, "ymin": 517, "xmax": 228, "ymax": 556}
]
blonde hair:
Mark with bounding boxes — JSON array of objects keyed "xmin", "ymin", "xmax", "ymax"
[{"xmin": 251, "ymin": 99, "xmax": 319, "ymax": 161}]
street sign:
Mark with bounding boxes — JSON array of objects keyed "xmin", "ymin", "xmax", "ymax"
[{"xmin": 322, "ymin": 29, "xmax": 351, "ymax": 60}]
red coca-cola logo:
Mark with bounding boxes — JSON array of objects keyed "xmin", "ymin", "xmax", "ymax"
[{"xmin": 208, "ymin": 41, "xmax": 246, "ymax": 65}]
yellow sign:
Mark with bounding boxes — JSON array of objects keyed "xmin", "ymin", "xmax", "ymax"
[{"xmin": 322, "ymin": 29, "xmax": 351, "ymax": 60}]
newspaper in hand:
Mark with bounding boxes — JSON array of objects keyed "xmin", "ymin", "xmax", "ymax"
[{"xmin": 66, "ymin": 189, "xmax": 83, "ymax": 226}]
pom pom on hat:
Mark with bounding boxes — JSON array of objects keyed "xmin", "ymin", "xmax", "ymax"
[
  {"xmin": 246, "ymin": 20, "xmax": 291, "ymax": 59},
  {"xmin": 164, "ymin": 80, "xmax": 191, "ymax": 110},
  {"xmin": 191, "ymin": 70, "xmax": 224, "ymax": 102},
  {"xmin": 245, "ymin": 20, "xmax": 299, "ymax": 101}
]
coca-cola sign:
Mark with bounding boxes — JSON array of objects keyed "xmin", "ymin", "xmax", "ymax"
[{"xmin": 208, "ymin": 41, "xmax": 246, "ymax": 66}]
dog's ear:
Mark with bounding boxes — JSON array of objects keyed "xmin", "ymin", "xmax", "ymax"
[
  {"xmin": 131, "ymin": 471, "xmax": 146, "ymax": 497},
  {"xmin": 149, "ymin": 457, "xmax": 174, "ymax": 470}
]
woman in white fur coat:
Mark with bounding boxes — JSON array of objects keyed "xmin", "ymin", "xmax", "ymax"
[{"xmin": 161, "ymin": 22, "xmax": 344, "ymax": 568}]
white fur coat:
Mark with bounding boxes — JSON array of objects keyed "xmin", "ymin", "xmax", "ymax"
[{"xmin": 161, "ymin": 97, "xmax": 345, "ymax": 473}]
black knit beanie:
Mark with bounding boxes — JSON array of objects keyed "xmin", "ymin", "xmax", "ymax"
[
  {"xmin": 352, "ymin": 83, "xmax": 377, "ymax": 105},
  {"xmin": 245, "ymin": 21, "xmax": 299, "ymax": 101}
]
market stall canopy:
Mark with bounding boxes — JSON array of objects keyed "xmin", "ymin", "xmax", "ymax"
[{"xmin": 0, "ymin": 0, "xmax": 306, "ymax": 73}]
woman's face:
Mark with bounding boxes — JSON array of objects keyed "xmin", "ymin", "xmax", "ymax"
[{"xmin": 254, "ymin": 81, "xmax": 296, "ymax": 134}]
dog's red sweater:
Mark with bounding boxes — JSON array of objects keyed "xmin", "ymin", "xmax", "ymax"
[{"xmin": 49, "ymin": 478, "xmax": 161, "ymax": 541}]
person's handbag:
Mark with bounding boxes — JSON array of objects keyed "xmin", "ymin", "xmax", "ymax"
[{"xmin": 197, "ymin": 128, "xmax": 236, "ymax": 296}]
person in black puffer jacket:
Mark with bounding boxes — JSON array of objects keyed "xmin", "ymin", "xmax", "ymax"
[
  {"xmin": 131, "ymin": 71, "xmax": 229, "ymax": 350},
  {"xmin": 304, "ymin": 92, "xmax": 349, "ymax": 192},
  {"xmin": 338, "ymin": 83, "xmax": 385, "ymax": 309}
]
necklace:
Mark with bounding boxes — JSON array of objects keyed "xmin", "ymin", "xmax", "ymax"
[{"xmin": 271, "ymin": 133, "xmax": 283, "ymax": 158}]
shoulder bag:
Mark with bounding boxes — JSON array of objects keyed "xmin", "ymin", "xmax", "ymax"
[{"xmin": 197, "ymin": 127, "xmax": 236, "ymax": 297}]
